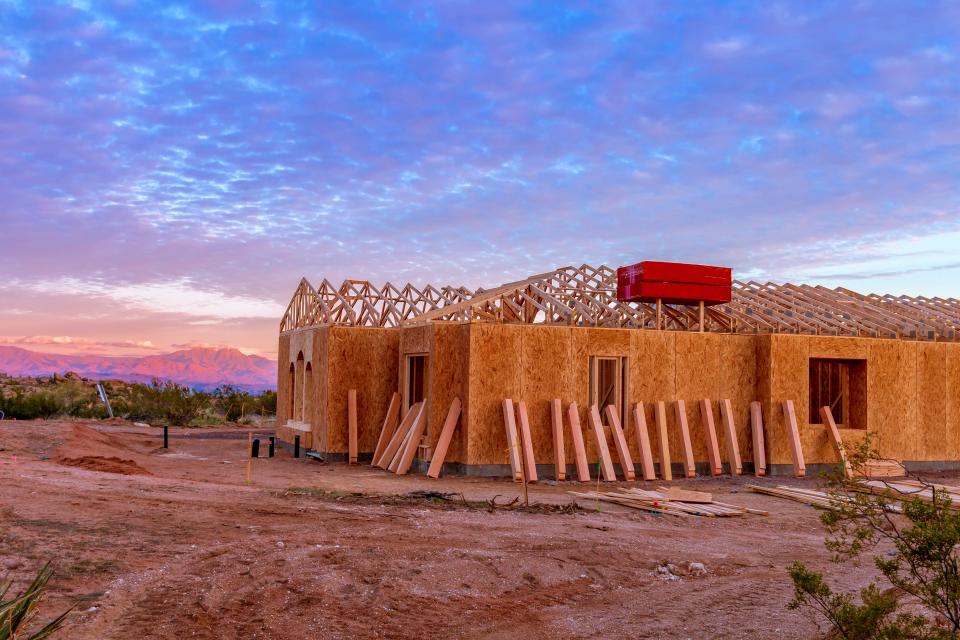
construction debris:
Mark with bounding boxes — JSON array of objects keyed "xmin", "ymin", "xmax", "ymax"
[
  {"xmin": 569, "ymin": 488, "xmax": 765, "ymax": 518},
  {"xmin": 855, "ymin": 479, "xmax": 960, "ymax": 506},
  {"xmin": 747, "ymin": 484, "xmax": 903, "ymax": 513}
]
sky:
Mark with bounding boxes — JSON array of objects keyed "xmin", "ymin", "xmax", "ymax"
[{"xmin": 2, "ymin": 1, "xmax": 959, "ymax": 359}]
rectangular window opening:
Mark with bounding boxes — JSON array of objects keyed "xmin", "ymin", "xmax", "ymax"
[
  {"xmin": 589, "ymin": 356, "xmax": 628, "ymax": 427},
  {"xmin": 809, "ymin": 358, "xmax": 867, "ymax": 429},
  {"xmin": 405, "ymin": 354, "xmax": 427, "ymax": 414}
]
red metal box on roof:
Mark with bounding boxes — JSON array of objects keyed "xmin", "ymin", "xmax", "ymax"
[
  {"xmin": 617, "ymin": 261, "xmax": 732, "ymax": 287},
  {"xmin": 617, "ymin": 281, "xmax": 731, "ymax": 305}
]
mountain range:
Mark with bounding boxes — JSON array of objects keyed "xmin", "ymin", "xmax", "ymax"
[{"xmin": 0, "ymin": 346, "xmax": 277, "ymax": 391}]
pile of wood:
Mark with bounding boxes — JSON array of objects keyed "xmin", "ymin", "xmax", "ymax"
[
  {"xmin": 856, "ymin": 479, "xmax": 960, "ymax": 507},
  {"xmin": 569, "ymin": 487, "xmax": 767, "ymax": 518},
  {"xmin": 748, "ymin": 483, "xmax": 903, "ymax": 513},
  {"xmin": 370, "ymin": 393, "xmax": 462, "ymax": 477}
]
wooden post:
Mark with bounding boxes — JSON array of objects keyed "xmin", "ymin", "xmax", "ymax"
[
  {"xmin": 655, "ymin": 401, "xmax": 672, "ymax": 481},
  {"xmin": 674, "ymin": 400, "xmax": 696, "ymax": 478},
  {"xmin": 516, "ymin": 401, "xmax": 538, "ymax": 483},
  {"xmin": 656, "ymin": 298, "xmax": 662, "ymax": 330},
  {"xmin": 820, "ymin": 405, "xmax": 851, "ymax": 478},
  {"xmin": 567, "ymin": 401, "xmax": 590, "ymax": 482},
  {"xmin": 719, "ymin": 399, "xmax": 743, "ymax": 475},
  {"xmin": 750, "ymin": 401, "xmax": 766, "ymax": 477},
  {"xmin": 426, "ymin": 398, "xmax": 462, "ymax": 479},
  {"xmin": 502, "ymin": 399, "xmax": 523, "ymax": 482},
  {"xmin": 551, "ymin": 399, "xmax": 566, "ymax": 481},
  {"xmin": 699, "ymin": 399, "xmax": 722, "ymax": 475},
  {"xmin": 588, "ymin": 405, "xmax": 616, "ymax": 481},
  {"xmin": 372, "ymin": 392, "xmax": 400, "ymax": 466},
  {"xmin": 348, "ymin": 389, "xmax": 358, "ymax": 464},
  {"xmin": 632, "ymin": 402, "xmax": 656, "ymax": 481},
  {"xmin": 782, "ymin": 400, "xmax": 806, "ymax": 478},
  {"xmin": 699, "ymin": 301, "xmax": 705, "ymax": 332},
  {"xmin": 376, "ymin": 401, "xmax": 420, "ymax": 469},
  {"xmin": 605, "ymin": 405, "xmax": 635, "ymax": 481},
  {"xmin": 395, "ymin": 405, "xmax": 428, "ymax": 475}
]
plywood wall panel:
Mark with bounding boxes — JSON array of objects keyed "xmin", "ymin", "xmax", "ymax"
[
  {"xmin": 570, "ymin": 327, "xmax": 631, "ymax": 463},
  {"xmin": 519, "ymin": 325, "xmax": 574, "ymax": 464},
  {"xmin": 628, "ymin": 331, "xmax": 676, "ymax": 464},
  {"xmin": 427, "ymin": 323, "xmax": 470, "ymax": 464},
  {"xmin": 311, "ymin": 327, "xmax": 329, "ymax": 451},
  {"xmin": 466, "ymin": 324, "xmax": 523, "ymax": 465},
  {"xmin": 868, "ymin": 340, "xmax": 918, "ymax": 460},
  {"xmin": 674, "ymin": 332, "xmax": 721, "ymax": 463},
  {"xmin": 917, "ymin": 342, "xmax": 947, "ymax": 461},
  {"xmin": 718, "ymin": 335, "xmax": 759, "ymax": 465},
  {"xmin": 767, "ymin": 335, "xmax": 813, "ymax": 465},
  {"xmin": 276, "ymin": 332, "xmax": 292, "ymax": 426},
  {"xmin": 945, "ymin": 344, "xmax": 960, "ymax": 461}
]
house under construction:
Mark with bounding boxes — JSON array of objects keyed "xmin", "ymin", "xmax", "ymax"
[{"xmin": 275, "ymin": 263, "xmax": 960, "ymax": 478}]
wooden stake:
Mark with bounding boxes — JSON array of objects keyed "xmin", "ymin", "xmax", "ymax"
[
  {"xmin": 567, "ymin": 401, "xmax": 591, "ymax": 482},
  {"xmin": 781, "ymin": 400, "xmax": 806, "ymax": 478},
  {"xmin": 655, "ymin": 401, "xmax": 672, "ymax": 481},
  {"xmin": 719, "ymin": 399, "xmax": 742, "ymax": 475},
  {"xmin": 502, "ymin": 399, "xmax": 523, "ymax": 482},
  {"xmin": 750, "ymin": 401, "xmax": 766, "ymax": 477},
  {"xmin": 427, "ymin": 398, "xmax": 461, "ymax": 479},
  {"xmin": 588, "ymin": 405, "xmax": 617, "ymax": 481},
  {"xmin": 551, "ymin": 399, "xmax": 566, "ymax": 481},
  {"xmin": 632, "ymin": 402, "xmax": 656, "ymax": 481},
  {"xmin": 605, "ymin": 405, "xmax": 635, "ymax": 481},
  {"xmin": 245, "ymin": 431, "xmax": 252, "ymax": 484},
  {"xmin": 372, "ymin": 392, "xmax": 400, "ymax": 466},
  {"xmin": 820, "ymin": 405, "xmax": 852, "ymax": 478},
  {"xmin": 674, "ymin": 400, "xmax": 696, "ymax": 478},
  {"xmin": 348, "ymin": 389, "xmax": 358, "ymax": 464},
  {"xmin": 516, "ymin": 401, "xmax": 538, "ymax": 483},
  {"xmin": 699, "ymin": 399, "xmax": 722, "ymax": 475},
  {"xmin": 375, "ymin": 401, "xmax": 421, "ymax": 468}
]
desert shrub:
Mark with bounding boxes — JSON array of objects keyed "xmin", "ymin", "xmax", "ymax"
[
  {"xmin": 786, "ymin": 437, "xmax": 960, "ymax": 638},
  {"xmin": 113, "ymin": 380, "xmax": 210, "ymax": 426},
  {"xmin": 213, "ymin": 385, "xmax": 252, "ymax": 422},
  {"xmin": 0, "ymin": 392, "xmax": 63, "ymax": 420},
  {"xmin": 0, "ymin": 561, "xmax": 73, "ymax": 639}
]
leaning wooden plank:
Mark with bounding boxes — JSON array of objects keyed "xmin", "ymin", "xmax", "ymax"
[
  {"xmin": 395, "ymin": 403, "xmax": 429, "ymax": 475},
  {"xmin": 699, "ymin": 399, "xmax": 722, "ymax": 476},
  {"xmin": 605, "ymin": 405, "xmax": 636, "ymax": 481},
  {"xmin": 348, "ymin": 389, "xmax": 358, "ymax": 465},
  {"xmin": 820, "ymin": 405, "xmax": 852, "ymax": 479},
  {"xmin": 516, "ymin": 401, "xmax": 539, "ymax": 483},
  {"xmin": 551, "ymin": 399, "xmax": 566, "ymax": 481},
  {"xmin": 719, "ymin": 399, "xmax": 743, "ymax": 475},
  {"xmin": 781, "ymin": 400, "xmax": 806, "ymax": 478},
  {"xmin": 426, "ymin": 398, "xmax": 462, "ymax": 479},
  {"xmin": 375, "ymin": 401, "xmax": 421, "ymax": 468},
  {"xmin": 674, "ymin": 400, "xmax": 696, "ymax": 478},
  {"xmin": 567, "ymin": 402, "xmax": 591, "ymax": 482},
  {"xmin": 632, "ymin": 403, "xmax": 656, "ymax": 481},
  {"xmin": 371, "ymin": 392, "xmax": 400, "ymax": 467},
  {"xmin": 388, "ymin": 403, "xmax": 423, "ymax": 472},
  {"xmin": 750, "ymin": 401, "xmax": 766, "ymax": 477},
  {"xmin": 588, "ymin": 405, "xmax": 617, "ymax": 481},
  {"xmin": 655, "ymin": 401, "xmax": 672, "ymax": 482},
  {"xmin": 502, "ymin": 399, "xmax": 523, "ymax": 482}
]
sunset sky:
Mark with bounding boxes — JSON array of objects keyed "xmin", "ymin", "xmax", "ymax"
[{"xmin": 3, "ymin": 1, "xmax": 960, "ymax": 359}]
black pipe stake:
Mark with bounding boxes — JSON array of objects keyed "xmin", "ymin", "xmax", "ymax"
[
  {"xmin": 251, "ymin": 438, "xmax": 260, "ymax": 459},
  {"xmin": 163, "ymin": 425, "xmax": 168, "ymax": 449},
  {"xmin": 268, "ymin": 436, "xmax": 275, "ymax": 458},
  {"xmin": 294, "ymin": 435, "xmax": 300, "ymax": 458}
]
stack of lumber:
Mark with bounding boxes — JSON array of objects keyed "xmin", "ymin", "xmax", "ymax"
[
  {"xmin": 856, "ymin": 479, "xmax": 960, "ymax": 507},
  {"xmin": 748, "ymin": 484, "xmax": 903, "ymax": 513},
  {"xmin": 856, "ymin": 460, "xmax": 907, "ymax": 478},
  {"xmin": 569, "ymin": 487, "xmax": 766, "ymax": 518}
]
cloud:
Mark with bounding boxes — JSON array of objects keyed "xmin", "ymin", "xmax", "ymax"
[
  {"xmin": 0, "ymin": 335, "xmax": 160, "ymax": 351},
  {"xmin": 703, "ymin": 37, "xmax": 746, "ymax": 56}
]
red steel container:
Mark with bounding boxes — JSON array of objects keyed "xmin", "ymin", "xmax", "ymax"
[{"xmin": 616, "ymin": 261, "xmax": 732, "ymax": 305}]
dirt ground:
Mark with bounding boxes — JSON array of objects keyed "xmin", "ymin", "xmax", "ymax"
[{"xmin": 0, "ymin": 419, "xmax": 900, "ymax": 639}]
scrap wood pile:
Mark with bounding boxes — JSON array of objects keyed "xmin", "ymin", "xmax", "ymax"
[
  {"xmin": 856, "ymin": 478, "xmax": 960, "ymax": 508},
  {"xmin": 749, "ymin": 483, "xmax": 907, "ymax": 512},
  {"xmin": 569, "ymin": 486, "xmax": 768, "ymax": 518}
]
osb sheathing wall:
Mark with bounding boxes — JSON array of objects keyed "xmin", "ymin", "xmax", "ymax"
[
  {"xmin": 761, "ymin": 335, "xmax": 960, "ymax": 465},
  {"xmin": 276, "ymin": 332, "xmax": 292, "ymax": 425},
  {"xmin": 397, "ymin": 323, "xmax": 471, "ymax": 465},
  {"xmin": 463, "ymin": 324, "xmax": 762, "ymax": 469},
  {"xmin": 323, "ymin": 327, "xmax": 399, "ymax": 455}
]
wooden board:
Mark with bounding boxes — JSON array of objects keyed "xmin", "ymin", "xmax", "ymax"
[
  {"xmin": 516, "ymin": 401, "xmax": 539, "ymax": 483},
  {"xmin": 632, "ymin": 402, "xmax": 656, "ymax": 481},
  {"xmin": 348, "ymin": 389, "xmax": 358, "ymax": 464},
  {"xmin": 371, "ymin": 392, "xmax": 400, "ymax": 467},
  {"xmin": 502, "ymin": 399, "xmax": 523, "ymax": 482},
  {"xmin": 388, "ymin": 403, "xmax": 423, "ymax": 472},
  {"xmin": 551, "ymin": 399, "xmax": 566, "ymax": 481},
  {"xmin": 395, "ymin": 404, "xmax": 428, "ymax": 475},
  {"xmin": 567, "ymin": 401, "xmax": 591, "ymax": 482},
  {"xmin": 674, "ymin": 400, "xmax": 696, "ymax": 478},
  {"xmin": 781, "ymin": 400, "xmax": 806, "ymax": 478},
  {"xmin": 605, "ymin": 405, "xmax": 636, "ymax": 481},
  {"xmin": 427, "ymin": 398, "xmax": 462, "ymax": 479},
  {"xmin": 655, "ymin": 401, "xmax": 672, "ymax": 481},
  {"xmin": 664, "ymin": 486, "xmax": 713, "ymax": 503},
  {"xmin": 589, "ymin": 405, "xmax": 617, "ymax": 481},
  {"xmin": 750, "ymin": 401, "xmax": 766, "ymax": 477},
  {"xmin": 719, "ymin": 399, "xmax": 742, "ymax": 475},
  {"xmin": 699, "ymin": 399, "xmax": 722, "ymax": 475},
  {"xmin": 820, "ymin": 405, "xmax": 852, "ymax": 478},
  {"xmin": 375, "ymin": 401, "xmax": 421, "ymax": 468}
]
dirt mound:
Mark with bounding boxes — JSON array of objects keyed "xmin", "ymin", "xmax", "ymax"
[{"xmin": 54, "ymin": 424, "xmax": 151, "ymax": 475}]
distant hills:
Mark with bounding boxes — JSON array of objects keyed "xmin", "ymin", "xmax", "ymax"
[{"xmin": 0, "ymin": 346, "xmax": 277, "ymax": 391}]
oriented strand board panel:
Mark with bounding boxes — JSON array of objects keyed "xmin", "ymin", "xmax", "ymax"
[
  {"xmin": 628, "ymin": 331, "xmax": 676, "ymax": 462},
  {"xmin": 518, "ymin": 325, "xmax": 575, "ymax": 465},
  {"xmin": 569, "ymin": 327, "xmax": 631, "ymax": 463},
  {"xmin": 311, "ymin": 326, "xmax": 329, "ymax": 451},
  {"xmin": 766, "ymin": 335, "xmax": 810, "ymax": 465},
  {"xmin": 466, "ymin": 323, "xmax": 523, "ymax": 465},
  {"xmin": 868, "ymin": 339, "xmax": 918, "ymax": 461},
  {"xmin": 276, "ymin": 332, "xmax": 292, "ymax": 426},
  {"xmin": 718, "ymin": 335, "xmax": 758, "ymax": 467},
  {"xmin": 427, "ymin": 323, "xmax": 470, "ymax": 464},
  {"xmin": 946, "ymin": 344, "xmax": 960, "ymax": 461},
  {"xmin": 917, "ymin": 342, "xmax": 947, "ymax": 461},
  {"xmin": 674, "ymin": 332, "xmax": 721, "ymax": 463},
  {"xmin": 325, "ymin": 327, "xmax": 399, "ymax": 455}
]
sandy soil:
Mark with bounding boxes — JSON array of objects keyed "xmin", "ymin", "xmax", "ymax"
[{"xmin": 0, "ymin": 419, "xmax": 896, "ymax": 639}]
